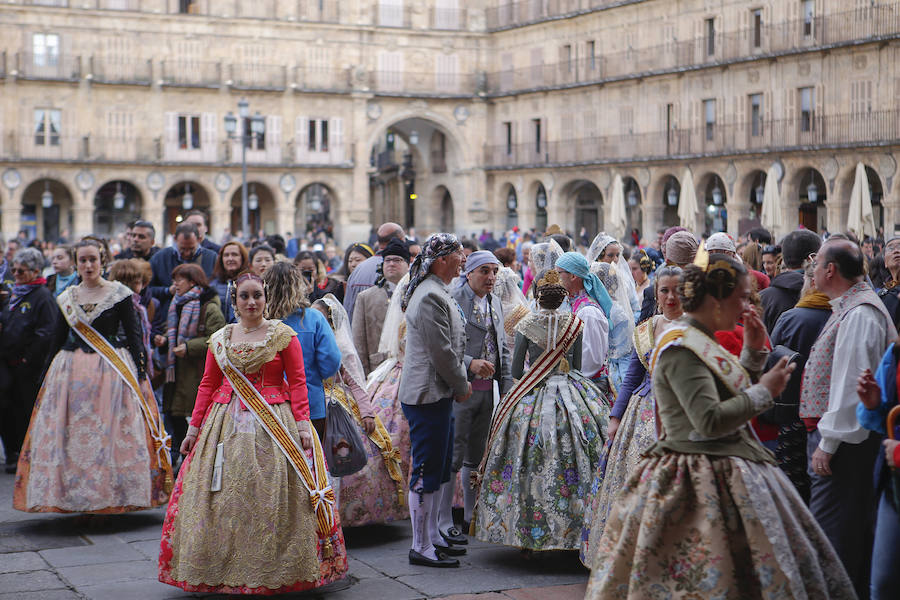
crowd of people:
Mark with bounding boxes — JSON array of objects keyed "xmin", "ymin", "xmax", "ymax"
[{"xmin": 1, "ymin": 213, "xmax": 899, "ymax": 599}]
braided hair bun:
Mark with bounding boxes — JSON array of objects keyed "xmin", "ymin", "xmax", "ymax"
[
  {"xmin": 536, "ymin": 269, "xmax": 567, "ymax": 310},
  {"xmin": 678, "ymin": 253, "xmax": 747, "ymax": 312}
]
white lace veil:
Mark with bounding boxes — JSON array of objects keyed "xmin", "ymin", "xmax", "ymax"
[
  {"xmin": 587, "ymin": 231, "xmax": 638, "ymax": 316},
  {"xmin": 494, "ymin": 266, "xmax": 527, "ymax": 314},
  {"xmin": 377, "ymin": 272, "xmax": 410, "ymax": 359},
  {"xmin": 590, "ymin": 261, "xmax": 635, "ymax": 334},
  {"xmin": 319, "ymin": 293, "xmax": 367, "ymax": 391},
  {"xmin": 529, "ymin": 239, "xmax": 565, "ymax": 284}
]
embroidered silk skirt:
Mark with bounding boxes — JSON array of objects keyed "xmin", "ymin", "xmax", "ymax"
[
  {"xmin": 159, "ymin": 398, "xmax": 347, "ymax": 594},
  {"xmin": 332, "ymin": 361, "xmax": 410, "ymax": 527},
  {"xmin": 581, "ymin": 382, "xmax": 657, "ymax": 565},
  {"xmin": 472, "ymin": 371, "xmax": 609, "ymax": 551},
  {"xmin": 586, "ymin": 452, "xmax": 856, "ymax": 600},
  {"xmin": 14, "ymin": 348, "xmax": 171, "ymax": 513}
]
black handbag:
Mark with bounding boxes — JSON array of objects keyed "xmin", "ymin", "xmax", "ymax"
[
  {"xmin": 323, "ymin": 376, "xmax": 368, "ymax": 477},
  {"xmin": 761, "ymin": 345, "xmax": 806, "ymax": 425}
]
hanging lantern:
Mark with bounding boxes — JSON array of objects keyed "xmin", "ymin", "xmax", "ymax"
[
  {"xmin": 626, "ymin": 188, "xmax": 638, "ymax": 207},
  {"xmin": 807, "ymin": 181, "xmax": 818, "ymax": 203},
  {"xmin": 248, "ymin": 184, "xmax": 259, "ymax": 211},
  {"xmin": 182, "ymin": 183, "xmax": 194, "ymax": 210},
  {"xmin": 41, "ymin": 181, "xmax": 53, "ymax": 208},
  {"xmin": 711, "ymin": 185, "xmax": 723, "ymax": 206},
  {"xmin": 666, "ymin": 186, "xmax": 678, "ymax": 206},
  {"xmin": 113, "ymin": 182, "xmax": 125, "ymax": 210},
  {"xmin": 755, "ymin": 183, "xmax": 764, "ymax": 205}
]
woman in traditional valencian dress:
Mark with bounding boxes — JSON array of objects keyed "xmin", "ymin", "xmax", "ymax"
[
  {"xmin": 590, "ymin": 261, "xmax": 634, "ymax": 394},
  {"xmin": 585, "ymin": 255, "xmax": 855, "ymax": 600},
  {"xmin": 472, "ymin": 270, "xmax": 609, "ymax": 552},
  {"xmin": 363, "ymin": 273, "xmax": 412, "ymax": 485},
  {"xmin": 14, "ymin": 239, "xmax": 172, "ymax": 513},
  {"xmin": 159, "ymin": 272, "xmax": 347, "ymax": 594},
  {"xmin": 580, "ymin": 265, "xmax": 682, "ymax": 565},
  {"xmin": 313, "ymin": 294, "xmax": 407, "ymax": 527}
]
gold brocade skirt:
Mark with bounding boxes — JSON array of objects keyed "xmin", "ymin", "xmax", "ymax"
[{"xmin": 159, "ymin": 398, "xmax": 347, "ymax": 594}]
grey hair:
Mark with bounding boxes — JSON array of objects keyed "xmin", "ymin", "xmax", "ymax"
[{"xmin": 13, "ymin": 247, "xmax": 45, "ymax": 273}]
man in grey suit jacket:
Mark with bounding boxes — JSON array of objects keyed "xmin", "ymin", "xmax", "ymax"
[
  {"xmin": 399, "ymin": 233, "xmax": 472, "ymax": 568},
  {"xmin": 445, "ymin": 251, "xmax": 513, "ymax": 541}
]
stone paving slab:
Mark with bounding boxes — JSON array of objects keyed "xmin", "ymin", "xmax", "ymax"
[
  {"xmin": 77, "ymin": 579, "xmax": 198, "ymax": 600},
  {"xmin": 503, "ymin": 583, "xmax": 587, "ymax": 599},
  {"xmin": 130, "ymin": 538, "xmax": 163, "ymax": 561},
  {"xmin": 0, "ymin": 518, "xmax": 89, "ymax": 553},
  {"xmin": 0, "ymin": 569, "xmax": 69, "ymax": 593},
  {"xmin": 0, "ymin": 590, "xmax": 82, "ymax": 600},
  {"xmin": 56, "ymin": 558, "xmax": 159, "ymax": 586},
  {"xmin": 398, "ymin": 568, "xmax": 525, "ymax": 597},
  {"xmin": 40, "ymin": 539, "xmax": 146, "ymax": 568},
  {"xmin": 0, "ymin": 550, "xmax": 49, "ymax": 573}
]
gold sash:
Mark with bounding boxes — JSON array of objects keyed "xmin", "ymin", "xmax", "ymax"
[
  {"xmin": 58, "ymin": 290, "xmax": 174, "ymax": 494},
  {"xmin": 210, "ymin": 335, "xmax": 337, "ymax": 552},
  {"xmin": 326, "ymin": 373, "xmax": 406, "ymax": 507},
  {"xmin": 633, "ymin": 317, "xmax": 657, "ymax": 371}
]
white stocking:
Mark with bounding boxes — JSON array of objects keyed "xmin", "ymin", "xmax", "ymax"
[
  {"xmin": 409, "ymin": 487, "xmax": 438, "ymax": 560},
  {"xmin": 437, "ymin": 477, "xmax": 455, "ymax": 536},
  {"xmin": 461, "ymin": 466, "xmax": 476, "ymax": 523}
]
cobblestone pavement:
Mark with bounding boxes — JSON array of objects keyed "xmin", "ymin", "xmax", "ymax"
[{"xmin": 0, "ymin": 471, "xmax": 588, "ymax": 599}]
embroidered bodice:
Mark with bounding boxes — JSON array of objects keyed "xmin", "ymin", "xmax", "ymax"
[{"xmin": 224, "ymin": 321, "xmax": 294, "ymax": 374}]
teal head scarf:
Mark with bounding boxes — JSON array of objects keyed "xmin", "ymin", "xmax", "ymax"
[{"xmin": 555, "ymin": 251, "xmax": 612, "ymax": 317}]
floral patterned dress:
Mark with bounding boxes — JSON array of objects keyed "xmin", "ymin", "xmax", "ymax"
[
  {"xmin": 472, "ymin": 310, "xmax": 609, "ymax": 551},
  {"xmin": 585, "ymin": 319, "xmax": 855, "ymax": 600}
]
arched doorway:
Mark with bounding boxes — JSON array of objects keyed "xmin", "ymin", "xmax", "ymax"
[
  {"xmin": 535, "ymin": 183, "xmax": 548, "ymax": 232},
  {"xmin": 699, "ymin": 173, "xmax": 727, "ymax": 235},
  {"xmin": 746, "ymin": 170, "xmax": 767, "ymax": 222},
  {"xmin": 503, "ymin": 183, "xmax": 518, "ymax": 230},
  {"xmin": 230, "ymin": 182, "xmax": 275, "ymax": 237},
  {"xmin": 661, "ymin": 175, "xmax": 681, "ymax": 228},
  {"xmin": 368, "ymin": 117, "xmax": 461, "ymax": 229},
  {"xmin": 796, "ymin": 168, "xmax": 827, "ymax": 232},
  {"xmin": 863, "ymin": 165, "xmax": 885, "ymax": 235},
  {"xmin": 622, "ymin": 176, "xmax": 643, "ymax": 241},
  {"xmin": 566, "ymin": 180, "xmax": 603, "ymax": 241},
  {"xmin": 436, "ymin": 186, "xmax": 454, "ymax": 232},
  {"xmin": 163, "ymin": 181, "xmax": 211, "ymax": 236},
  {"xmin": 20, "ymin": 178, "xmax": 73, "ymax": 242},
  {"xmin": 94, "ymin": 180, "xmax": 142, "ymax": 238},
  {"xmin": 295, "ymin": 183, "xmax": 335, "ymax": 238}
]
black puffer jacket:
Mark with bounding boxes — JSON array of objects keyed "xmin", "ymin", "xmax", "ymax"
[{"xmin": 760, "ymin": 270, "xmax": 805, "ymax": 332}]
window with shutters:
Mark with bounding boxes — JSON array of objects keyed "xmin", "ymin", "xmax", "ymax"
[
  {"xmin": 530, "ymin": 47, "xmax": 544, "ymax": 86},
  {"xmin": 705, "ymin": 18, "xmax": 715, "ymax": 56},
  {"xmin": 179, "ymin": 0, "xmax": 198, "ymax": 14},
  {"xmin": 802, "ymin": 0, "xmax": 815, "ymax": 37},
  {"xmin": 532, "ymin": 118, "xmax": 542, "ymax": 154},
  {"xmin": 106, "ymin": 109, "xmax": 135, "ymax": 159},
  {"xmin": 799, "ymin": 87, "xmax": 814, "ymax": 131},
  {"xmin": 296, "ymin": 116, "xmax": 341, "ymax": 164},
  {"xmin": 749, "ymin": 93, "xmax": 763, "ymax": 136},
  {"xmin": 704, "ymin": 99, "xmax": 716, "ymax": 140},
  {"xmin": 434, "ymin": 0, "xmax": 459, "ymax": 30},
  {"xmin": 619, "ymin": 107, "xmax": 633, "ymax": 135},
  {"xmin": 33, "ymin": 33, "xmax": 59, "ymax": 67},
  {"xmin": 377, "ymin": 51, "xmax": 403, "ymax": 91},
  {"xmin": 500, "ymin": 53, "xmax": 513, "ymax": 90},
  {"xmin": 178, "ymin": 115, "xmax": 201, "ymax": 149},
  {"xmin": 752, "ymin": 9, "xmax": 763, "ymax": 48},
  {"xmin": 586, "ymin": 41, "xmax": 596, "ymax": 71},
  {"xmin": 583, "ymin": 109, "xmax": 597, "ymax": 138},
  {"xmin": 435, "ymin": 54, "xmax": 459, "ymax": 92},
  {"xmin": 242, "ymin": 117, "xmax": 265, "ymax": 150},
  {"xmin": 562, "ymin": 44, "xmax": 572, "ymax": 73},
  {"xmin": 379, "ymin": 0, "xmax": 404, "ymax": 27},
  {"xmin": 850, "ymin": 80, "xmax": 873, "ymax": 114},
  {"xmin": 34, "ymin": 109, "xmax": 61, "ymax": 146}
]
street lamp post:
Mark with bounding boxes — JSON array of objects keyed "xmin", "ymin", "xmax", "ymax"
[{"xmin": 224, "ymin": 99, "xmax": 265, "ymax": 239}]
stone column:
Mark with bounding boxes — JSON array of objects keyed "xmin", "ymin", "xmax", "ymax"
[
  {"xmin": 727, "ymin": 200, "xmax": 749, "ymax": 236},
  {"xmin": 1, "ymin": 186, "xmax": 23, "ymax": 243}
]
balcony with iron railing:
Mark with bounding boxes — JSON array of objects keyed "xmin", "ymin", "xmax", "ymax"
[
  {"xmin": 159, "ymin": 59, "xmax": 222, "ymax": 87},
  {"xmin": 376, "ymin": 3, "xmax": 412, "ymax": 28},
  {"xmin": 483, "ymin": 110, "xmax": 900, "ymax": 168},
  {"xmin": 487, "ymin": 3, "xmax": 900, "ymax": 94},
  {"xmin": 88, "ymin": 56, "xmax": 152, "ymax": 85},
  {"xmin": 14, "ymin": 52, "xmax": 81, "ymax": 81},
  {"xmin": 485, "ymin": 0, "xmax": 646, "ymax": 31},
  {"xmin": 228, "ymin": 63, "xmax": 287, "ymax": 91},
  {"xmin": 431, "ymin": 6, "xmax": 467, "ymax": 30},
  {"xmin": 367, "ymin": 69, "xmax": 479, "ymax": 96}
]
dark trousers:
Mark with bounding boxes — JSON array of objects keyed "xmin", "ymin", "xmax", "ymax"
[
  {"xmin": 165, "ymin": 414, "xmax": 189, "ymax": 467},
  {"xmin": 807, "ymin": 428, "xmax": 880, "ymax": 599},
  {"xmin": 402, "ymin": 398, "xmax": 454, "ymax": 494},
  {"xmin": 0, "ymin": 365, "xmax": 42, "ymax": 462}
]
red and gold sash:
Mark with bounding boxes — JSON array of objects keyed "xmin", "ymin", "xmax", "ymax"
[
  {"xmin": 477, "ymin": 314, "xmax": 584, "ymax": 479},
  {"xmin": 211, "ymin": 334, "xmax": 337, "ymax": 551},
  {"xmin": 58, "ymin": 289, "xmax": 173, "ymax": 494}
]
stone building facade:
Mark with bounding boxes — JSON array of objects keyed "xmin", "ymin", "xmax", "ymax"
[{"xmin": 1, "ymin": 0, "xmax": 898, "ymax": 246}]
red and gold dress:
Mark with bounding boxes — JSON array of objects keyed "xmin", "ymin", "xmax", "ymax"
[{"xmin": 159, "ymin": 321, "xmax": 347, "ymax": 594}]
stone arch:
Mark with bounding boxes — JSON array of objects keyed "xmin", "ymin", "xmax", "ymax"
[
  {"xmin": 295, "ymin": 182, "xmax": 338, "ymax": 239},
  {"xmin": 788, "ymin": 166, "xmax": 828, "ymax": 233},
  {"xmin": 835, "ymin": 162, "xmax": 886, "ymax": 235},
  {"xmin": 432, "ymin": 185, "xmax": 454, "ymax": 232},
  {"xmin": 93, "ymin": 179, "xmax": 143, "ymax": 238},
  {"xmin": 559, "ymin": 178, "xmax": 603, "ymax": 241},
  {"xmin": 229, "ymin": 181, "xmax": 276, "ymax": 237},
  {"xmin": 740, "ymin": 169, "xmax": 768, "ymax": 223},
  {"xmin": 695, "ymin": 171, "xmax": 727, "ymax": 234},
  {"xmin": 163, "ymin": 180, "xmax": 212, "ymax": 236},
  {"xmin": 499, "ymin": 181, "xmax": 518, "ymax": 230},
  {"xmin": 647, "ymin": 172, "xmax": 681, "ymax": 229},
  {"xmin": 365, "ymin": 109, "xmax": 471, "ymax": 168},
  {"xmin": 20, "ymin": 177, "xmax": 76, "ymax": 242}
]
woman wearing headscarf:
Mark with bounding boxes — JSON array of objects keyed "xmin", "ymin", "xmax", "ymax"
[
  {"xmin": 556, "ymin": 251, "xmax": 614, "ymax": 398},
  {"xmin": 590, "ymin": 261, "xmax": 635, "ymax": 394},
  {"xmin": 587, "ymin": 233, "xmax": 640, "ymax": 319},
  {"xmin": 313, "ymin": 294, "xmax": 407, "ymax": 527},
  {"xmin": 0, "ymin": 247, "xmax": 58, "ymax": 473}
]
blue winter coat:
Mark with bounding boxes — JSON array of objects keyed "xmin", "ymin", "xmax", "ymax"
[{"xmin": 282, "ymin": 307, "xmax": 341, "ymax": 420}]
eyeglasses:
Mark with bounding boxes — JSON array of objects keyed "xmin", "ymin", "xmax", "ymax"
[
  {"xmin": 383, "ymin": 256, "xmax": 407, "ymax": 264},
  {"xmin": 763, "ymin": 245, "xmax": 781, "ymax": 254},
  {"xmin": 11, "ymin": 268, "xmax": 31, "ymax": 275}
]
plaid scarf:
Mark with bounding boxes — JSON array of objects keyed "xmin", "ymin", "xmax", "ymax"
[
  {"xmin": 401, "ymin": 232, "xmax": 460, "ymax": 310},
  {"xmin": 166, "ymin": 285, "xmax": 203, "ymax": 383},
  {"xmin": 132, "ymin": 293, "xmax": 153, "ymax": 379},
  {"xmin": 10, "ymin": 278, "xmax": 47, "ymax": 310}
]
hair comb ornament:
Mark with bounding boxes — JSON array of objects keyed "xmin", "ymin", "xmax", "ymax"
[
  {"xmin": 693, "ymin": 240, "xmax": 709, "ymax": 271},
  {"xmin": 537, "ymin": 269, "xmax": 562, "ymax": 289}
]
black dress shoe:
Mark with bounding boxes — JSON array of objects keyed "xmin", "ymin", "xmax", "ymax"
[
  {"xmin": 433, "ymin": 543, "xmax": 467, "ymax": 556},
  {"xmin": 408, "ymin": 549, "xmax": 459, "ymax": 568},
  {"xmin": 440, "ymin": 526, "xmax": 468, "ymax": 545}
]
